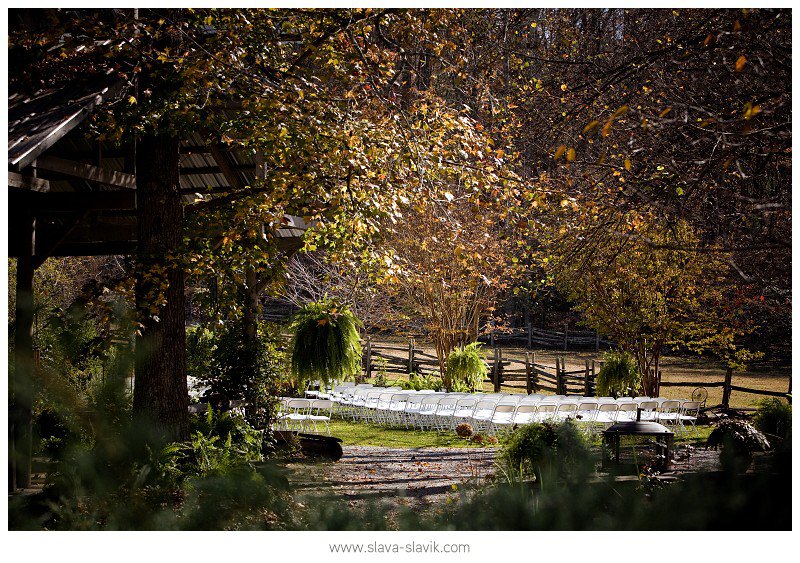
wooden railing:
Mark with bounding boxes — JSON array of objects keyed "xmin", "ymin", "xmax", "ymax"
[{"xmin": 362, "ymin": 338, "xmax": 791, "ymax": 406}]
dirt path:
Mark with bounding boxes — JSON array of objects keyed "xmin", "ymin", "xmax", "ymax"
[{"xmin": 289, "ymin": 445, "xmax": 497, "ymax": 509}]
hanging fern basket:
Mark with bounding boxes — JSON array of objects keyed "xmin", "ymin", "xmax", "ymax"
[{"xmin": 288, "ymin": 299, "xmax": 363, "ymax": 386}]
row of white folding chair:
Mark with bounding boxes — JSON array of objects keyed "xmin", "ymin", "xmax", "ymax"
[{"xmin": 274, "ymin": 398, "xmax": 334, "ymax": 434}]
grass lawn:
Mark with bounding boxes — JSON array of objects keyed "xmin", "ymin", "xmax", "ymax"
[
  {"xmin": 326, "ymin": 417, "xmax": 711, "ymax": 449},
  {"xmin": 328, "ymin": 419, "xmax": 489, "ymax": 448}
]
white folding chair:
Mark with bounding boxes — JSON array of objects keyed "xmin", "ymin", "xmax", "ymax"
[
  {"xmin": 470, "ymin": 398, "xmax": 500, "ymax": 433},
  {"xmin": 678, "ymin": 400, "xmax": 701, "ymax": 437},
  {"xmin": 490, "ymin": 404, "xmax": 516, "ymax": 435},
  {"xmin": 512, "ymin": 404, "xmax": 538, "ymax": 426},
  {"xmin": 616, "ymin": 402, "xmax": 638, "ymax": 422},
  {"xmin": 308, "ymin": 399, "xmax": 334, "ymax": 435},
  {"xmin": 284, "ymin": 398, "xmax": 312, "ymax": 432}
]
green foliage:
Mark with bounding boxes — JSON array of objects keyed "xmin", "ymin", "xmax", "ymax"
[
  {"xmin": 753, "ymin": 398, "xmax": 791, "ymax": 440},
  {"xmin": 185, "ymin": 325, "xmax": 216, "ymax": 384},
  {"xmin": 445, "ymin": 342, "xmax": 487, "ymax": 391},
  {"xmin": 399, "ymin": 373, "xmax": 444, "ymax": 391},
  {"xmin": 707, "ymin": 418, "xmax": 771, "ymax": 471},
  {"xmin": 288, "ymin": 299, "xmax": 363, "ymax": 385},
  {"xmin": 183, "ymin": 408, "xmax": 265, "ymax": 477},
  {"xmin": 498, "ymin": 421, "xmax": 592, "ymax": 484},
  {"xmin": 596, "ymin": 350, "xmax": 641, "ymax": 397},
  {"xmin": 189, "ymin": 320, "xmax": 284, "ymax": 429}
]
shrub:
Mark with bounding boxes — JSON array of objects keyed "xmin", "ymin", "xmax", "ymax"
[
  {"xmin": 445, "ymin": 342, "xmax": 487, "ymax": 391},
  {"xmin": 400, "ymin": 373, "xmax": 444, "ymax": 391},
  {"xmin": 472, "ymin": 434, "xmax": 484, "ymax": 445},
  {"xmin": 288, "ymin": 299, "xmax": 362, "ymax": 385},
  {"xmin": 455, "ymin": 423, "xmax": 474, "ymax": 438},
  {"xmin": 707, "ymin": 417, "xmax": 771, "ymax": 473},
  {"xmin": 485, "ymin": 435, "xmax": 499, "ymax": 446},
  {"xmin": 596, "ymin": 350, "xmax": 641, "ymax": 397},
  {"xmin": 498, "ymin": 421, "xmax": 592, "ymax": 483},
  {"xmin": 753, "ymin": 398, "xmax": 791, "ymax": 440}
]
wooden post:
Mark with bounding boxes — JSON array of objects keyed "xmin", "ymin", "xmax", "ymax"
[
  {"xmin": 12, "ymin": 214, "xmax": 35, "ymax": 491},
  {"xmin": 595, "ymin": 330, "xmax": 600, "ymax": 353},
  {"xmin": 556, "ymin": 357, "xmax": 564, "ymax": 395},
  {"xmin": 365, "ymin": 337, "xmax": 372, "ymax": 380},
  {"xmin": 408, "ymin": 338, "xmax": 415, "ymax": 375},
  {"xmin": 584, "ymin": 360, "xmax": 591, "ymax": 396},
  {"xmin": 721, "ymin": 367, "xmax": 733, "ymax": 409},
  {"xmin": 591, "ymin": 360, "xmax": 596, "ymax": 397},
  {"xmin": 493, "ymin": 348, "xmax": 501, "ymax": 392},
  {"xmin": 563, "ymin": 323, "xmax": 568, "ymax": 351},
  {"xmin": 525, "ymin": 352, "xmax": 533, "ymax": 395},
  {"xmin": 526, "ymin": 322, "xmax": 532, "ymax": 349}
]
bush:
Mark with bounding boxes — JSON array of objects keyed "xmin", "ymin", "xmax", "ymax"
[
  {"xmin": 596, "ymin": 351, "xmax": 641, "ymax": 397},
  {"xmin": 400, "ymin": 373, "xmax": 444, "ymax": 391},
  {"xmin": 498, "ymin": 421, "xmax": 592, "ymax": 483},
  {"xmin": 445, "ymin": 342, "xmax": 487, "ymax": 391},
  {"xmin": 707, "ymin": 418, "xmax": 770, "ymax": 472},
  {"xmin": 289, "ymin": 299, "xmax": 362, "ymax": 385},
  {"xmin": 753, "ymin": 398, "xmax": 791, "ymax": 440}
]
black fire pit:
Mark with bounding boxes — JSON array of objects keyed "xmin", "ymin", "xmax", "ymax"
[{"xmin": 602, "ymin": 409, "xmax": 674, "ymax": 470}]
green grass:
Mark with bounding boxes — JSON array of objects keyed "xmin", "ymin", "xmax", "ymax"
[
  {"xmin": 326, "ymin": 417, "xmax": 711, "ymax": 448},
  {"xmin": 328, "ymin": 419, "xmax": 492, "ymax": 448}
]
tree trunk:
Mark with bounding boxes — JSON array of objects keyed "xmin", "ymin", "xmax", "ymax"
[{"xmin": 133, "ymin": 132, "xmax": 188, "ymax": 441}]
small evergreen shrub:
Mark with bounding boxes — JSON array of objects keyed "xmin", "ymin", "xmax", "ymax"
[{"xmin": 596, "ymin": 350, "xmax": 641, "ymax": 397}]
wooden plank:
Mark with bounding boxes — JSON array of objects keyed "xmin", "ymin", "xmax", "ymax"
[
  {"xmin": 35, "ymin": 155, "xmax": 136, "ymax": 189},
  {"xmin": 659, "ymin": 381, "xmax": 725, "ymax": 388},
  {"xmin": 729, "ymin": 385, "xmax": 790, "ymax": 398},
  {"xmin": 11, "ymin": 189, "xmax": 137, "ymax": 213},
  {"xmin": 208, "ymin": 143, "xmax": 246, "ymax": 190},
  {"xmin": 8, "ymin": 171, "xmax": 50, "ymax": 192}
]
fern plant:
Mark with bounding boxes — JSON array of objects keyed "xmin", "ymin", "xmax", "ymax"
[
  {"xmin": 596, "ymin": 350, "xmax": 641, "ymax": 397},
  {"xmin": 445, "ymin": 342, "xmax": 487, "ymax": 391},
  {"xmin": 288, "ymin": 299, "xmax": 363, "ymax": 386}
]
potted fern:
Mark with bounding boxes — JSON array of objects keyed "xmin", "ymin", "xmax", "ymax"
[
  {"xmin": 288, "ymin": 299, "xmax": 363, "ymax": 386},
  {"xmin": 596, "ymin": 350, "xmax": 641, "ymax": 398},
  {"xmin": 445, "ymin": 342, "xmax": 488, "ymax": 392}
]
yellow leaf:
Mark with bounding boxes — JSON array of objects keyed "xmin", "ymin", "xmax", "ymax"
[
  {"xmin": 624, "ymin": 158, "xmax": 632, "ymax": 171},
  {"xmin": 735, "ymin": 55, "xmax": 747, "ymax": 72},
  {"xmin": 659, "ymin": 107, "xmax": 672, "ymax": 118},
  {"xmin": 554, "ymin": 145, "xmax": 567, "ymax": 159},
  {"xmin": 317, "ymin": 318, "xmax": 328, "ymax": 326},
  {"xmin": 611, "ymin": 105, "xmax": 629, "ymax": 120},
  {"xmin": 566, "ymin": 148, "xmax": 576, "ymax": 162},
  {"xmin": 128, "ymin": 96, "xmax": 137, "ymax": 105},
  {"xmin": 601, "ymin": 121, "xmax": 613, "ymax": 137},
  {"xmin": 582, "ymin": 120, "xmax": 600, "ymax": 134},
  {"xmin": 560, "ymin": 83, "xmax": 568, "ymax": 91},
  {"xmin": 743, "ymin": 102, "xmax": 761, "ymax": 120}
]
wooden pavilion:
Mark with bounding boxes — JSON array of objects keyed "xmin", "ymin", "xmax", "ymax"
[{"xmin": 8, "ymin": 76, "xmax": 306, "ymax": 491}]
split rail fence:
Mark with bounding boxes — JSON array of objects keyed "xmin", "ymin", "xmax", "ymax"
[{"xmin": 361, "ymin": 337, "xmax": 791, "ymax": 407}]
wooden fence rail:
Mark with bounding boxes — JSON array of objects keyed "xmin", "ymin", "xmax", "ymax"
[{"xmin": 360, "ymin": 338, "xmax": 789, "ymax": 405}]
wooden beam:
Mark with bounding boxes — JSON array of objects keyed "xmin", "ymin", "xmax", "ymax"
[
  {"xmin": 208, "ymin": 143, "xmax": 246, "ymax": 189},
  {"xmin": 11, "ymin": 214, "xmax": 35, "ymax": 491},
  {"xmin": 34, "ymin": 155, "xmax": 136, "ymax": 190},
  {"xmin": 180, "ymin": 164, "xmax": 254, "ymax": 176},
  {"xmin": 10, "ymin": 189, "xmax": 136, "ymax": 213},
  {"xmin": 8, "ymin": 171, "xmax": 50, "ymax": 192}
]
